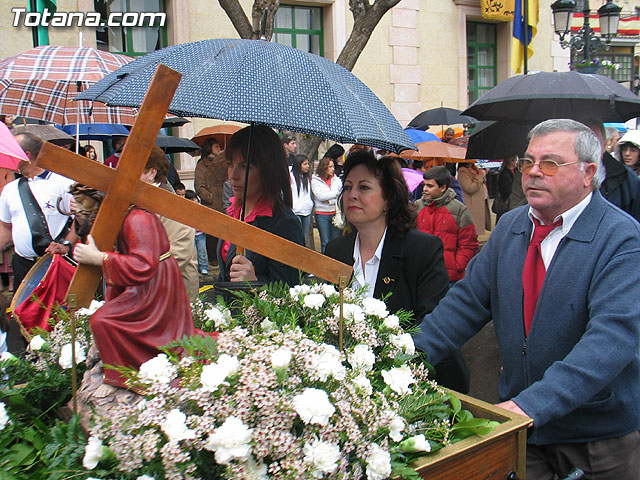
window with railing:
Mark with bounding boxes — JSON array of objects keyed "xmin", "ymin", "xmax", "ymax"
[
  {"xmin": 274, "ymin": 5, "xmax": 323, "ymax": 56},
  {"xmin": 467, "ymin": 22, "xmax": 497, "ymax": 104}
]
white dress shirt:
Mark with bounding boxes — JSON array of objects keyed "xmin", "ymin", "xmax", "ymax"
[{"xmin": 352, "ymin": 228, "xmax": 387, "ymax": 297}]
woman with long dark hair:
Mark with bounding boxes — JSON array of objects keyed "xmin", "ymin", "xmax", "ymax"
[
  {"xmin": 218, "ymin": 125, "xmax": 304, "ymax": 285},
  {"xmin": 325, "ymin": 150, "xmax": 469, "ymax": 392},
  {"xmin": 290, "ymin": 154, "xmax": 313, "ymax": 243}
]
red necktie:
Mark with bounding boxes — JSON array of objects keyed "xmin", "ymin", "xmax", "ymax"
[{"xmin": 522, "ymin": 218, "xmax": 562, "ymax": 336}]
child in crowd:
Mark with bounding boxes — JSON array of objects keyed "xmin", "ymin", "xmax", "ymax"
[{"xmin": 185, "ymin": 190, "xmax": 209, "ymax": 275}]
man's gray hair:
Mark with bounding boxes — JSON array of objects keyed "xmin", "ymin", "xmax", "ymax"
[{"xmin": 528, "ymin": 119, "xmax": 602, "ymax": 189}]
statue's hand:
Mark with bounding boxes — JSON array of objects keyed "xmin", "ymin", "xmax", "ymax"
[{"xmin": 73, "ymin": 235, "xmax": 103, "ymax": 266}]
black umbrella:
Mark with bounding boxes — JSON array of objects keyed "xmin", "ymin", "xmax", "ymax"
[
  {"xmin": 156, "ymin": 135, "xmax": 200, "ymax": 155},
  {"xmin": 408, "ymin": 107, "xmax": 476, "ymax": 130},
  {"xmin": 162, "ymin": 117, "xmax": 190, "ymax": 128},
  {"xmin": 462, "ymin": 71, "xmax": 640, "ymax": 124},
  {"xmin": 466, "ymin": 121, "xmax": 532, "ymax": 160}
]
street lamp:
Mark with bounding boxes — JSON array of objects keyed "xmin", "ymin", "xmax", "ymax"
[{"xmin": 551, "ymin": 0, "xmax": 622, "ymax": 62}]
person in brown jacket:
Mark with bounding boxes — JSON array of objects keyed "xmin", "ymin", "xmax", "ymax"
[
  {"xmin": 457, "ymin": 163, "xmax": 492, "ymax": 236},
  {"xmin": 194, "ymin": 138, "xmax": 226, "ymax": 265}
]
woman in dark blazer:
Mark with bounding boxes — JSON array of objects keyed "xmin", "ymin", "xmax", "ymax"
[{"xmin": 325, "ymin": 151, "xmax": 469, "ymax": 392}]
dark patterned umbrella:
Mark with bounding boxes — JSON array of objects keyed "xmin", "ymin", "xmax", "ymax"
[
  {"xmin": 462, "ymin": 71, "xmax": 640, "ymax": 124},
  {"xmin": 77, "ymin": 39, "xmax": 415, "ymax": 154}
]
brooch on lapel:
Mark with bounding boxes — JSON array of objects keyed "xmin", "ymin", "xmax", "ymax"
[{"xmin": 382, "ymin": 277, "xmax": 395, "ymax": 284}]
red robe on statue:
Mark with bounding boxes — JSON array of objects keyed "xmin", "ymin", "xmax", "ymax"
[{"xmin": 91, "ymin": 207, "xmax": 196, "ymax": 388}]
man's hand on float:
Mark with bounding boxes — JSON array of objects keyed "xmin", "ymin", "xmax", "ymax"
[
  {"xmin": 73, "ymin": 235, "xmax": 103, "ymax": 266},
  {"xmin": 496, "ymin": 400, "xmax": 530, "ymax": 421},
  {"xmin": 45, "ymin": 240, "xmax": 71, "ymax": 255},
  {"xmin": 229, "ymin": 255, "xmax": 258, "ymax": 282}
]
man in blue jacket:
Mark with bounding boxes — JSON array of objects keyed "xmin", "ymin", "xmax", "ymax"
[{"xmin": 414, "ymin": 119, "xmax": 640, "ymax": 479}]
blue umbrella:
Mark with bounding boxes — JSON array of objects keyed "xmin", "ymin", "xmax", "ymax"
[
  {"xmin": 77, "ymin": 39, "xmax": 415, "ymax": 154},
  {"xmin": 404, "ymin": 128, "xmax": 441, "ymax": 144},
  {"xmin": 58, "ymin": 123, "xmax": 130, "ymax": 141}
]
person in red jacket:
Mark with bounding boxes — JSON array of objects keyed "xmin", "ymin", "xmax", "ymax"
[{"xmin": 415, "ymin": 166, "xmax": 478, "ymax": 282}]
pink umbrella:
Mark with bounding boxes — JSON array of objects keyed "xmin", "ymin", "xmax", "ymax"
[
  {"xmin": 402, "ymin": 167, "xmax": 424, "ymax": 192},
  {"xmin": 0, "ymin": 122, "xmax": 27, "ymax": 170}
]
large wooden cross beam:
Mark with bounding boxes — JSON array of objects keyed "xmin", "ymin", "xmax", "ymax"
[{"xmin": 35, "ymin": 64, "xmax": 352, "ymax": 308}]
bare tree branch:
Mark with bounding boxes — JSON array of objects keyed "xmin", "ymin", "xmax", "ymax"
[{"xmin": 218, "ymin": 0, "xmax": 253, "ymax": 39}]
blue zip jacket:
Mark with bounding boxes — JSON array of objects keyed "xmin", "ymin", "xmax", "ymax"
[{"xmin": 414, "ymin": 191, "xmax": 640, "ymax": 444}]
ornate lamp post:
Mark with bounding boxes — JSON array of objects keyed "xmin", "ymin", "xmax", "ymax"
[{"xmin": 551, "ymin": 0, "xmax": 622, "ymax": 63}]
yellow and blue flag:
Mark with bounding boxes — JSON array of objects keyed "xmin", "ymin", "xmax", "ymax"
[{"xmin": 511, "ymin": 0, "xmax": 539, "ymax": 74}]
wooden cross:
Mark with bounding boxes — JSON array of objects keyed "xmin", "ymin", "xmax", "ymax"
[{"xmin": 35, "ymin": 64, "xmax": 352, "ymax": 308}]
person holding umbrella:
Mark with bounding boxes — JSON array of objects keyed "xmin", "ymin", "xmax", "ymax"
[{"xmin": 217, "ymin": 125, "xmax": 304, "ymax": 285}]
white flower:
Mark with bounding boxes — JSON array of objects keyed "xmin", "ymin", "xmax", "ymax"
[
  {"xmin": 304, "ymin": 293, "xmax": 325, "ymax": 310},
  {"xmin": 136, "ymin": 476, "xmax": 155, "ymax": 480},
  {"xmin": 0, "ymin": 352, "xmax": 17, "ymax": 363},
  {"xmin": 383, "ymin": 314, "xmax": 400, "ymax": 330},
  {"xmin": 365, "ymin": 443, "xmax": 392, "ymax": 480},
  {"xmin": 289, "ymin": 284, "xmax": 311, "ymax": 300},
  {"xmin": 309, "ymin": 344, "xmax": 346, "ymax": 381},
  {"xmin": 333, "ymin": 303, "xmax": 364, "ymax": 324},
  {"xmin": 390, "ymin": 333, "xmax": 415, "ymax": 355},
  {"xmin": 400, "ymin": 434, "xmax": 431, "ymax": 453},
  {"xmin": 139, "ymin": 354, "xmax": 177, "ymax": 385},
  {"xmin": 0, "ymin": 402, "xmax": 9, "ymax": 431},
  {"xmin": 161, "ymin": 408, "xmax": 196, "ymax": 442},
  {"xmin": 362, "ymin": 297, "xmax": 389, "ymax": 318},
  {"xmin": 352, "ymin": 373, "xmax": 373, "ymax": 395},
  {"xmin": 348, "ymin": 344, "xmax": 375, "ymax": 372},
  {"xmin": 200, "ymin": 354, "xmax": 239, "ymax": 391},
  {"xmin": 82, "ymin": 436, "xmax": 105, "ymax": 469},
  {"xmin": 271, "ymin": 347, "xmax": 292, "ymax": 369},
  {"xmin": 204, "ymin": 306, "xmax": 232, "ymax": 328},
  {"xmin": 29, "ymin": 335, "xmax": 47, "ymax": 351},
  {"xmin": 204, "ymin": 416, "xmax": 253, "ymax": 464},
  {"xmin": 317, "ymin": 283, "xmax": 337, "ymax": 297},
  {"xmin": 387, "ymin": 413, "xmax": 405, "ymax": 442},
  {"xmin": 260, "ymin": 317, "xmax": 276, "ymax": 332},
  {"xmin": 242, "ymin": 456, "xmax": 269, "ymax": 480},
  {"xmin": 381, "ymin": 365, "xmax": 416, "ymax": 395},
  {"xmin": 58, "ymin": 342, "xmax": 86, "ymax": 369},
  {"xmin": 293, "ymin": 388, "xmax": 335, "ymax": 425},
  {"xmin": 76, "ymin": 299, "xmax": 105, "ymax": 316},
  {"xmin": 303, "ymin": 438, "xmax": 341, "ymax": 477}
]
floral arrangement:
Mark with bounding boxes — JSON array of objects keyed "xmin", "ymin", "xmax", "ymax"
[
  {"xmin": 570, "ymin": 57, "xmax": 620, "ymax": 71},
  {"xmin": 79, "ymin": 283, "xmax": 498, "ymax": 480}
]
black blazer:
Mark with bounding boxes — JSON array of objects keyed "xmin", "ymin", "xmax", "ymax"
[{"xmin": 325, "ymin": 228, "xmax": 449, "ymax": 324}]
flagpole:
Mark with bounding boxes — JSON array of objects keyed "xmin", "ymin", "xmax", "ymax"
[{"xmin": 523, "ymin": 0, "xmax": 529, "ymax": 74}]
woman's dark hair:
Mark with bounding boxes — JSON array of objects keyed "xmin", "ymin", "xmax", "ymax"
[
  {"xmin": 340, "ymin": 150, "xmax": 416, "ymax": 232},
  {"xmin": 185, "ymin": 189, "xmax": 198, "ymax": 201},
  {"xmin": 201, "ymin": 137, "xmax": 220, "ymax": 157},
  {"xmin": 291, "ymin": 154, "xmax": 310, "ymax": 194},
  {"xmin": 324, "ymin": 144, "xmax": 345, "ymax": 160},
  {"xmin": 316, "ymin": 156, "xmax": 334, "ymax": 179},
  {"xmin": 225, "ymin": 124, "xmax": 292, "ymax": 210}
]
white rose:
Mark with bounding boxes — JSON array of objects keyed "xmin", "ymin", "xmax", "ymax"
[
  {"xmin": 200, "ymin": 354, "xmax": 239, "ymax": 391},
  {"xmin": 271, "ymin": 348, "xmax": 292, "ymax": 369},
  {"xmin": 161, "ymin": 408, "xmax": 196, "ymax": 443},
  {"xmin": 303, "ymin": 438, "xmax": 341, "ymax": 477},
  {"xmin": 387, "ymin": 413, "xmax": 405, "ymax": 442},
  {"xmin": 365, "ymin": 443, "xmax": 392, "ymax": 480},
  {"xmin": 381, "ymin": 365, "xmax": 416, "ymax": 395},
  {"xmin": 82, "ymin": 436, "xmax": 105, "ymax": 470},
  {"xmin": 401, "ymin": 434, "xmax": 431, "ymax": 453},
  {"xmin": 348, "ymin": 344, "xmax": 375, "ymax": 372},
  {"xmin": 76, "ymin": 299, "xmax": 105, "ymax": 316},
  {"xmin": 136, "ymin": 476, "xmax": 155, "ymax": 480},
  {"xmin": 293, "ymin": 388, "xmax": 335, "ymax": 425},
  {"xmin": 29, "ymin": 335, "xmax": 47, "ymax": 351},
  {"xmin": 383, "ymin": 314, "xmax": 400, "ymax": 330},
  {"xmin": 58, "ymin": 342, "xmax": 86, "ymax": 369},
  {"xmin": 390, "ymin": 333, "xmax": 415, "ymax": 355},
  {"xmin": 204, "ymin": 416, "xmax": 253, "ymax": 464},
  {"xmin": 318, "ymin": 283, "xmax": 337, "ymax": 297},
  {"xmin": 352, "ymin": 374, "xmax": 373, "ymax": 395},
  {"xmin": 242, "ymin": 456, "xmax": 269, "ymax": 480},
  {"xmin": 362, "ymin": 297, "xmax": 389, "ymax": 319},
  {"xmin": 204, "ymin": 306, "xmax": 231, "ymax": 328},
  {"xmin": 260, "ymin": 318, "xmax": 276, "ymax": 332},
  {"xmin": 289, "ymin": 284, "xmax": 311, "ymax": 300},
  {"xmin": 309, "ymin": 344, "xmax": 346, "ymax": 381},
  {"xmin": 0, "ymin": 402, "xmax": 9, "ymax": 431},
  {"xmin": 303, "ymin": 293, "xmax": 325, "ymax": 310},
  {"xmin": 333, "ymin": 303, "xmax": 364, "ymax": 324},
  {"xmin": 139, "ymin": 354, "xmax": 177, "ymax": 385},
  {"xmin": 0, "ymin": 352, "xmax": 17, "ymax": 363}
]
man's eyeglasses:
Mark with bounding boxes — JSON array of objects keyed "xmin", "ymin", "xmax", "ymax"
[{"xmin": 518, "ymin": 158, "xmax": 581, "ymax": 176}]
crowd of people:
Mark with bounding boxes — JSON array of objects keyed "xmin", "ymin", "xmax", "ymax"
[{"xmin": 3, "ymin": 113, "xmax": 640, "ymax": 479}]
